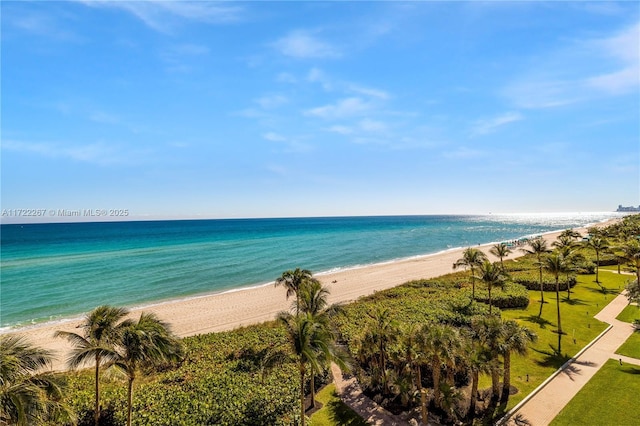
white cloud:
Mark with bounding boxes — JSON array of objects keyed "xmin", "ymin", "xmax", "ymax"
[
  {"xmin": 327, "ymin": 125, "xmax": 354, "ymax": 135},
  {"xmin": 262, "ymin": 133, "xmax": 312, "ymax": 153},
  {"xmin": 305, "ymin": 97, "xmax": 372, "ymax": 119},
  {"xmin": 2, "ymin": 139, "xmax": 140, "ymax": 165},
  {"xmin": 272, "ymin": 31, "xmax": 339, "ymax": 59},
  {"xmin": 359, "ymin": 118, "xmax": 388, "ymax": 133},
  {"xmin": 472, "ymin": 112, "xmax": 523, "ymax": 135},
  {"xmin": 504, "ymin": 21, "xmax": 640, "ymax": 109},
  {"xmin": 348, "ymin": 85, "xmax": 389, "ymax": 100},
  {"xmin": 255, "ymin": 95, "xmax": 288, "ymax": 109},
  {"xmin": 77, "ymin": 0, "xmax": 243, "ymax": 32},
  {"xmin": 262, "ymin": 132, "xmax": 287, "ymax": 142}
]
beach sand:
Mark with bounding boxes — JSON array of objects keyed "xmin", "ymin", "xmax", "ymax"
[{"xmin": 5, "ymin": 221, "xmax": 615, "ymax": 371}]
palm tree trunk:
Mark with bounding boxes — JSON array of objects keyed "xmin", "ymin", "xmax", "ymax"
[
  {"xmin": 469, "ymin": 370, "xmax": 478, "ymax": 419},
  {"xmin": 310, "ymin": 372, "xmax": 316, "ymax": 409},
  {"xmin": 488, "ymin": 283, "xmax": 493, "ymax": 315},
  {"xmin": 417, "ymin": 366, "xmax": 429, "ymax": 425},
  {"xmin": 595, "ymin": 252, "xmax": 600, "ymax": 284},
  {"xmin": 127, "ymin": 376, "xmax": 134, "ymax": 426},
  {"xmin": 94, "ymin": 353, "xmax": 100, "ymax": 426},
  {"xmin": 501, "ymin": 352, "xmax": 511, "ymax": 403},
  {"xmin": 491, "ymin": 367, "xmax": 500, "ymax": 402},
  {"xmin": 300, "ymin": 365, "xmax": 306, "ymax": 426},
  {"xmin": 556, "ymin": 277, "xmax": 562, "ymax": 355},
  {"xmin": 471, "ymin": 267, "xmax": 476, "ymax": 300},
  {"xmin": 538, "ymin": 265, "xmax": 544, "ymax": 318},
  {"xmin": 432, "ymin": 356, "xmax": 441, "ymax": 408},
  {"xmin": 566, "ymin": 273, "xmax": 571, "ymax": 300}
]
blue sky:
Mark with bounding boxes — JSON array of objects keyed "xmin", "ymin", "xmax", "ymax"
[{"xmin": 2, "ymin": 1, "xmax": 639, "ymax": 221}]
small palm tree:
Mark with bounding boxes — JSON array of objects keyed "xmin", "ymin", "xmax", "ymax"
[
  {"xmin": 543, "ymin": 252, "xmax": 570, "ymax": 355},
  {"xmin": 453, "ymin": 248, "xmax": 488, "ymax": 300},
  {"xmin": 55, "ymin": 305, "xmax": 129, "ymax": 426},
  {"xmin": 465, "ymin": 336, "xmax": 492, "ymax": 420},
  {"xmin": 620, "ymin": 239, "xmax": 640, "ymax": 286},
  {"xmin": 474, "ymin": 260, "xmax": 508, "ymax": 315},
  {"xmin": 0, "ymin": 335, "xmax": 71, "ymax": 425},
  {"xmin": 490, "ymin": 243, "xmax": 512, "ymax": 271},
  {"xmin": 585, "ymin": 237, "xmax": 609, "ymax": 287},
  {"xmin": 110, "ymin": 312, "xmax": 183, "ymax": 426},
  {"xmin": 360, "ymin": 308, "xmax": 398, "ymax": 395},
  {"xmin": 553, "ymin": 237, "xmax": 583, "ymax": 300},
  {"xmin": 521, "ymin": 239, "xmax": 550, "ymax": 318},
  {"xmin": 275, "ymin": 268, "xmax": 315, "ymax": 314},
  {"xmin": 499, "ymin": 321, "xmax": 537, "ymax": 403}
]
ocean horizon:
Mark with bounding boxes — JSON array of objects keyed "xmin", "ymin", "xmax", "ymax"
[{"xmin": 0, "ymin": 212, "xmax": 624, "ymax": 331}]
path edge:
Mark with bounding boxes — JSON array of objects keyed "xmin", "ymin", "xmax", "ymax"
[{"xmin": 496, "ymin": 323, "xmax": 613, "ymax": 425}]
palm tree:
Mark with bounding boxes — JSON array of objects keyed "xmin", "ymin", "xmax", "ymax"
[
  {"xmin": 421, "ymin": 323, "xmax": 462, "ymax": 410},
  {"xmin": 453, "ymin": 248, "xmax": 488, "ymax": 300},
  {"xmin": 474, "ymin": 260, "xmax": 508, "ymax": 315},
  {"xmin": 543, "ymin": 253, "xmax": 570, "ymax": 355},
  {"xmin": 464, "ymin": 335, "xmax": 492, "ymax": 420},
  {"xmin": 521, "ymin": 239, "xmax": 550, "ymax": 318},
  {"xmin": 553, "ymin": 237, "xmax": 583, "ymax": 300},
  {"xmin": 55, "ymin": 305, "xmax": 129, "ymax": 426},
  {"xmin": 295, "ymin": 279, "xmax": 346, "ymax": 408},
  {"xmin": 109, "ymin": 312, "xmax": 183, "ymax": 426},
  {"xmin": 499, "ymin": 321, "xmax": 537, "ymax": 403},
  {"xmin": 559, "ymin": 228, "xmax": 582, "ymax": 241},
  {"xmin": 359, "ymin": 308, "xmax": 398, "ymax": 395},
  {"xmin": 278, "ymin": 312, "xmax": 341, "ymax": 426},
  {"xmin": 472, "ymin": 317, "xmax": 503, "ymax": 402},
  {"xmin": 619, "ymin": 239, "xmax": 640, "ymax": 285},
  {"xmin": 0, "ymin": 335, "xmax": 71, "ymax": 425},
  {"xmin": 490, "ymin": 243, "xmax": 512, "ymax": 271},
  {"xmin": 585, "ymin": 237, "xmax": 609, "ymax": 287},
  {"xmin": 275, "ymin": 268, "xmax": 315, "ymax": 314}
]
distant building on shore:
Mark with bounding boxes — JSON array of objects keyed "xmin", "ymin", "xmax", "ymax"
[{"xmin": 617, "ymin": 204, "xmax": 640, "ymax": 212}]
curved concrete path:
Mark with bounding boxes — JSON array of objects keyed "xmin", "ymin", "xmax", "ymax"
[{"xmin": 504, "ymin": 291, "xmax": 639, "ymax": 426}]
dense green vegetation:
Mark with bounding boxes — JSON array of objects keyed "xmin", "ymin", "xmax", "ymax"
[
  {"xmin": 5, "ymin": 214, "xmax": 639, "ymax": 425},
  {"xmin": 549, "ymin": 359, "xmax": 640, "ymax": 426}
]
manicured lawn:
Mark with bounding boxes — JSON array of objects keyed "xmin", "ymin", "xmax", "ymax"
[
  {"xmin": 616, "ymin": 330, "xmax": 640, "ymax": 359},
  {"xmin": 616, "ymin": 304, "xmax": 640, "ymax": 324},
  {"xmin": 309, "ymin": 384, "xmax": 368, "ymax": 426},
  {"xmin": 480, "ymin": 270, "xmax": 629, "ymax": 411},
  {"xmin": 550, "ymin": 359, "xmax": 640, "ymax": 426}
]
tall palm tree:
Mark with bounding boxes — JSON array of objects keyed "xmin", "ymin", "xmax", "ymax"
[
  {"xmin": 499, "ymin": 320, "xmax": 537, "ymax": 403},
  {"xmin": 278, "ymin": 312, "xmax": 341, "ymax": 426},
  {"xmin": 421, "ymin": 323, "xmax": 461, "ymax": 410},
  {"xmin": 474, "ymin": 260, "xmax": 508, "ymax": 315},
  {"xmin": 463, "ymin": 333, "xmax": 492, "ymax": 420},
  {"xmin": 0, "ymin": 335, "xmax": 71, "ymax": 426},
  {"xmin": 620, "ymin": 239, "xmax": 640, "ymax": 285},
  {"xmin": 490, "ymin": 242, "xmax": 512, "ymax": 271},
  {"xmin": 543, "ymin": 252, "xmax": 570, "ymax": 355},
  {"xmin": 55, "ymin": 305, "xmax": 129, "ymax": 426},
  {"xmin": 521, "ymin": 239, "xmax": 550, "ymax": 318},
  {"xmin": 585, "ymin": 237, "xmax": 609, "ymax": 286},
  {"xmin": 295, "ymin": 280, "xmax": 346, "ymax": 408},
  {"xmin": 559, "ymin": 228, "xmax": 582, "ymax": 241},
  {"xmin": 275, "ymin": 268, "xmax": 315, "ymax": 314},
  {"xmin": 453, "ymin": 248, "xmax": 488, "ymax": 300},
  {"xmin": 109, "ymin": 312, "xmax": 182, "ymax": 426}
]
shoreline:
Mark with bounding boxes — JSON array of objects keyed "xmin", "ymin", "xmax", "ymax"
[{"xmin": 4, "ymin": 219, "xmax": 618, "ymax": 371}]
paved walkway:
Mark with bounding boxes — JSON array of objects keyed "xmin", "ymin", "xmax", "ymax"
[
  {"xmin": 504, "ymin": 292, "xmax": 639, "ymax": 426},
  {"xmin": 330, "ymin": 363, "xmax": 409, "ymax": 425}
]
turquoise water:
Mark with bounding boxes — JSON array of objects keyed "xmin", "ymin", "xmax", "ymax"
[{"xmin": 0, "ymin": 213, "xmax": 621, "ymax": 330}]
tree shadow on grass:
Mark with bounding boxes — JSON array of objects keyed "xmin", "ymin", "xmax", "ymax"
[
  {"xmin": 585, "ymin": 286, "xmax": 619, "ymax": 296},
  {"xmin": 519, "ymin": 315, "xmax": 554, "ymax": 329},
  {"xmin": 324, "ymin": 390, "xmax": 369, "ymax": 426},
  {"xmin": 621, "ymin": 366, "xmax": 640, "ymax": 375},
  {"xmin": 563, "ymin": 298, "xmax": 587, "ymax": 306},
  {"xmin": 533, "ymin": 347, "xmax": 570, "ymax": 368}
]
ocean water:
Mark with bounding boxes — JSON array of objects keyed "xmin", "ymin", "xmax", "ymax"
[{"xmin": 0, "ymin": 213, "xmax": 622, "ymax": 330}]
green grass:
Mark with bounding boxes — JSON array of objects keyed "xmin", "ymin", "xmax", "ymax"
[
  {"xmin": 479, "ymin": 270, "xmax": 630, "ymax": 411},
  {"xmin": 616, "ymin": 330, "xmax": 640, "ymax": 359},
  {"xmin": 309, "ymin": 384, "xmax": 368, "ymax": 426},
  {"xmin": 616, "ymin": 304, "xmax": 640, "ymax": 323},
  {"xmin": 550, "ymin": 359, "xmax": 640, "ymax": 426}
]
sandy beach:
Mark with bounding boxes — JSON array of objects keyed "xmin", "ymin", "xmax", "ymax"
[{"xmin": 5, "ymin": 221, "xmax": 615, "ymax": 371}]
